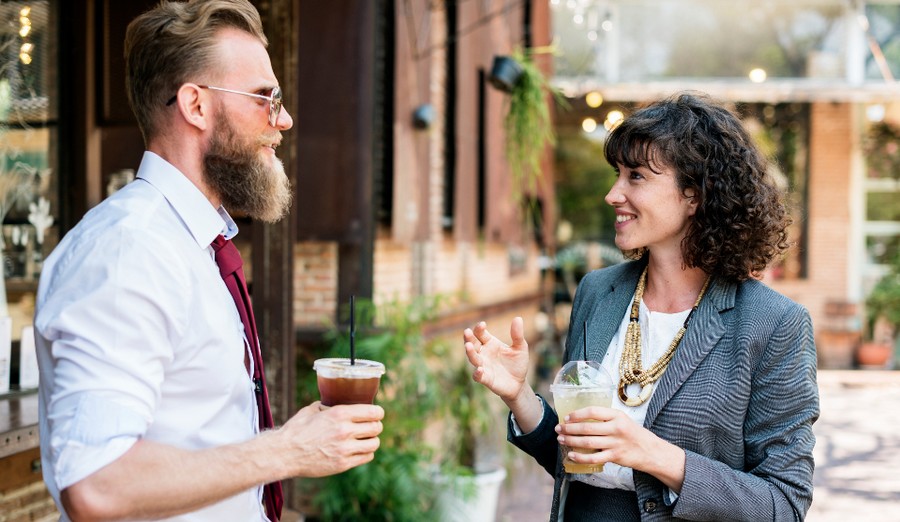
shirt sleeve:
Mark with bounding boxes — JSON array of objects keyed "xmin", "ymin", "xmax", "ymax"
[
  {"xmin": 510, "ymin": 394, "xmax": 547, "ymax": 436},
  {"xmin": 36, "ymin": 228, "xmax": 190, "ymax": 490},
  {"xmin": 507, "ymin": 394, "xmax": 561, "ymax": 477},
  {"xmin": 48, "ymin": 393, "xmax": 149, "ymax": 489}
]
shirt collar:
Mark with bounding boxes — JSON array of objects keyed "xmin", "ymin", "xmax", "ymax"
[
  {"xmin": 135, "ymin": 151, "xmax": 240, "ymax": 248},
  {"xmin": 217, "ymin": 206, "xmax": 240, "ymax": 241}
]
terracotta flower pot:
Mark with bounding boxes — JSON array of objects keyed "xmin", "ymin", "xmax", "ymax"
[{"xmin": 856, "ymin": 341, "xmax": 893, "ymax": 368}]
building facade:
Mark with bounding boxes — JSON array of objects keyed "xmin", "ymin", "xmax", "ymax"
[{"xmin": 0, "ymin": 0, "xmax": 555, "ymax": 517}]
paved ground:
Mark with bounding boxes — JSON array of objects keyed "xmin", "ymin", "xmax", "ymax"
[
  {"xmin": 496, "ymin": 370, "xmax": 900, "ymax": 522},
  {"xmin": 807, "ymin": 370, "xmax": 900, "ymax": 521}
]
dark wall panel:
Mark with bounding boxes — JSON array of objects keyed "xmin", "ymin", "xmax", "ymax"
[
  {"xmin": 295, "ymin": 0, "xmax": 374, "ymax": 243},
  {"xmin": 98, "ymin": 0, "xmax": 156, "ymax": 125}
]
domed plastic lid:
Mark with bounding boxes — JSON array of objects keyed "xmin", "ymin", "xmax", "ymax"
[{"xmin": 550, "ymin": 360, "xmax": 613, "ymax": 390}]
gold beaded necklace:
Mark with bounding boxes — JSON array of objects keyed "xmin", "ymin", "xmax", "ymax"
[{"xmin": 617, "ymin": 266, "xmax": 711, "ymax": 407}]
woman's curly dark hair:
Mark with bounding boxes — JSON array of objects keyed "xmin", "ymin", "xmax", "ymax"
[{"xmin": 604, "ymin": 92, "xmax": 791, "ymax": 282}]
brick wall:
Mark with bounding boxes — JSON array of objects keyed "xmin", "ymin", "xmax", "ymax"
[
  {"xmin": 372, "ymin": 236, "xmax": 542, "ymax": 309},
  {"xmin": 293, "ymin": 242, "xmax": 338, "ymax": 328},
  {"xmin": 0, "ymin": 448, "xmax": 57, "ymax": 522},
  {"xmin": 373, "ymin": 238, "xmax": 414, "ymax": 306},
  {"xmin": 0, "ymin": 482, "xmax": 57, "ymax": 522},
  {"xmin": 296, "ymin": 235, "xmax": 543, "ymax": 331}
]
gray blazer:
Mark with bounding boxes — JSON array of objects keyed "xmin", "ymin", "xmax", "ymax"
[{"xmin": 509, "ymin": 260, "xmax": 819, "ymax": 521}]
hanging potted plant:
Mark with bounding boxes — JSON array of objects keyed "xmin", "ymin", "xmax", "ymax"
[{"xmin": 491, "ymin": 47, "xmax": 562, "ymax": 213}]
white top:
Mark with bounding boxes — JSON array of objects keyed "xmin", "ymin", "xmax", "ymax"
[
  {"xmin": 35, "ymin": 152, "xmax": 266, "ymax": 522},
  {"xmin": 574, "ymin": 299, "xmax": 689, "ymax": 490}
]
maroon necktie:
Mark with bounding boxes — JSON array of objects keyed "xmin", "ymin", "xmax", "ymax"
[{"xmin": 211, "ymin": 235, "xmax": 283, "ymax": 521}]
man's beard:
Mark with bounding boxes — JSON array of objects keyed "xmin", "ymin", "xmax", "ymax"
[{"xmin": 203, "ymin": 114, "xmax": 292, "ymax": 223}]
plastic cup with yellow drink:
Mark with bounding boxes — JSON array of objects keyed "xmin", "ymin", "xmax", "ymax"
[{"xmin": 550, "ymin": 360, "xmax": 615, "ymax": 474}]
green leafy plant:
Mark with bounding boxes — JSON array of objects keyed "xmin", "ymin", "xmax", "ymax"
[
  {"xmin": 554, "ymin": 128, "xmax": 619, "ymax": 242},
  {"xmin": 431, "ymin": 334, "xmax": 507, "ymax": 521},
  {"xmin": 864, "ymin": 121, "xmax": 900, "ymax": 180},
  {"xmin": 867, "ymin": 251, "xmax": 900, "ymax": 339},
  {"xmin": 503, "ymin": 47, "xmax": 563, "ymax": 208},
  {"xmin": 297, "ymin": 297, "xmax": 446, "ymax": 522},
  {"xmin": 437, "ymin": 360, "xmax": 494, "ymax": 475}
]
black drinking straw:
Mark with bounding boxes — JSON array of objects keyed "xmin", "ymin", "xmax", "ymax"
[
  {"xmin": 350, "ymin": 295, "xmax": 356, "ymax": 365},
  {"xmin": 583, "ymin": 321, "xmax": 588, "ymax": 361}
]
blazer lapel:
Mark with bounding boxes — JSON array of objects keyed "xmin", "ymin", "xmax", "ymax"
[
  {"xmin": 643, "ymin": 278, "xmax": 735, "ymax": 428},
  {"xmin": 581, "ymin": 264, "xmax": 642, "ymax": 363}
]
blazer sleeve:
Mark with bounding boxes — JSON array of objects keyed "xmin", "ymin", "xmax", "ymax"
[
  {"xmin": 506, "ymin": 395, "xmax": 561, "ymax": 477},
  {"xmin": 673, "ymin": 303, "xmax": 819, "ymax": 521},
  {"xmin": 506, "ymin": 266, "xmax": 630, "ymax": 479}
]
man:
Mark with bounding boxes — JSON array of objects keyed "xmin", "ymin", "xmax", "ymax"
[{"xmin": 34, "ymin": 1, "xmax": 384, "ymax": 521}]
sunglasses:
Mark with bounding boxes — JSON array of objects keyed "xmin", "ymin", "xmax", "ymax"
[{"xmin": 166, "ymin": 85, "xmax": 283, "ymax": 127}]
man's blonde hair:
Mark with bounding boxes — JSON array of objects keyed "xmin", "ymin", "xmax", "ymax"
[{"xmin": 124, "ymin": 0, "xmax": 267, "ymax": 143}]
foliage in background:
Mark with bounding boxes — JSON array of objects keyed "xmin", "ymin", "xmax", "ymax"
[
  {"xmin": 296, "ymin": 295, "xmax": 509, "ymax": 519},
  {"xmin": 740, "ymin": 102, "xmax": 811, "ymax": 281},
  {"xmin": 297, "ymin": 297, "xmax": 446, "ymax": 522},
  {"xmin": 504, "ymin": 48, "xmax": 561, "ymax": 207},
  {"xmin": 666, "ymin": 3, "xmax": 843, "ymax": 78},
  {"xmin": 552, "ymin": 1, "xmax": 853, "ymax": 79},
  {"xmin": 867, "ymin": 192, "xmax": 900, "ymax": 223},
  {"xmin": 865, "ymin": 121, "xmax": 900, "ymax": 181},
  {"xmin": 868, "ymin": 251, "xmax": 900, "ymax": 336},
  {"xmin": 553, "ymin": 128, "xmax": 617, "ymax": 242},
  {"xmin": 437, "ymin": 360, "xmax": 494, "ymax": 475},
  {"xmin": 865, "ymin": 4, "xmax": 900, "ymax": 80}
]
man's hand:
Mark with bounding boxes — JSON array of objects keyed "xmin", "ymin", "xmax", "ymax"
[{"xmin": 274, "ymin": 401, "xmax": 385, "ymax": 478}]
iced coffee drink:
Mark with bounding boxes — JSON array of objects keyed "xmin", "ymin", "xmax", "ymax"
[{"xmin": 313, "ymin": 358, "xmax": 385, "ymax": 406}]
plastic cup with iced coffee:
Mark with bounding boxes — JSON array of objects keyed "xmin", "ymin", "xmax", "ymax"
[
  {"xmin": 313, "ymin": 358, "xmax": 385, "ymax": 406},
  {"xmin": 550, "ymin": 360, "xmax": 614, "ymax": 474}
]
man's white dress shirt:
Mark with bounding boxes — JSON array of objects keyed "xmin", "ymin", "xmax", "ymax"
[{"xmin": 35, "ymin": 152, "xmax": 267, "ymax": 521}]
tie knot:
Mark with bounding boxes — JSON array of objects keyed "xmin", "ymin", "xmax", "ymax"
[
  {"xmin": 211, "ymin": 234, "xmax": 228, "ymax": 251},
  {"xmin": 212, "ymin": 234, "xmax": 243, "ymax": 277}
]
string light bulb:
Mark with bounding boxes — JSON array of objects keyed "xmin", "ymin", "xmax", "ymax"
[
  {"xmin": 604, "ymin": 110, "xmax": 624, "ymax": 130},
  {"xmin": 20, "ymin": 42, "xmax": 33, "ymax": 64},
  {"xmin": 19, "ymin": 5, "xmax": 33, "ymax": 65},
  {"xmin": 585, "ymin": 91, "xmax": 603, "ymax": 108},
  {"xmin": 749, "ymin": 68, "xmax": 767, "ymax": 83}
]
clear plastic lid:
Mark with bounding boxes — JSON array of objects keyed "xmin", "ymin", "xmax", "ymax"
[
  {"xmin": 313, "ymin": 358, "xmax": 385, "ymax": 378},
  {"xmin": 549, "ymin": 360, "xmax": 613, "ymax": 390}
]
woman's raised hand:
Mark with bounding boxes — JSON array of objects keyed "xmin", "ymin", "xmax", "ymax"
[{"xmin": 463, "ymin": 317, "xmax": 530, "ymax": 403}]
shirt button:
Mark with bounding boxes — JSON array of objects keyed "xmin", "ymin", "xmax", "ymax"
[{"xmin": 643, "ymin": 499, "xmax": 659, "ymax": 513}]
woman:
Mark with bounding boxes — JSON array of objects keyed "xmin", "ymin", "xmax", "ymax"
[{"xmin": 463, "ymin": 93, "xmax": 818, "ymax": 521}]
